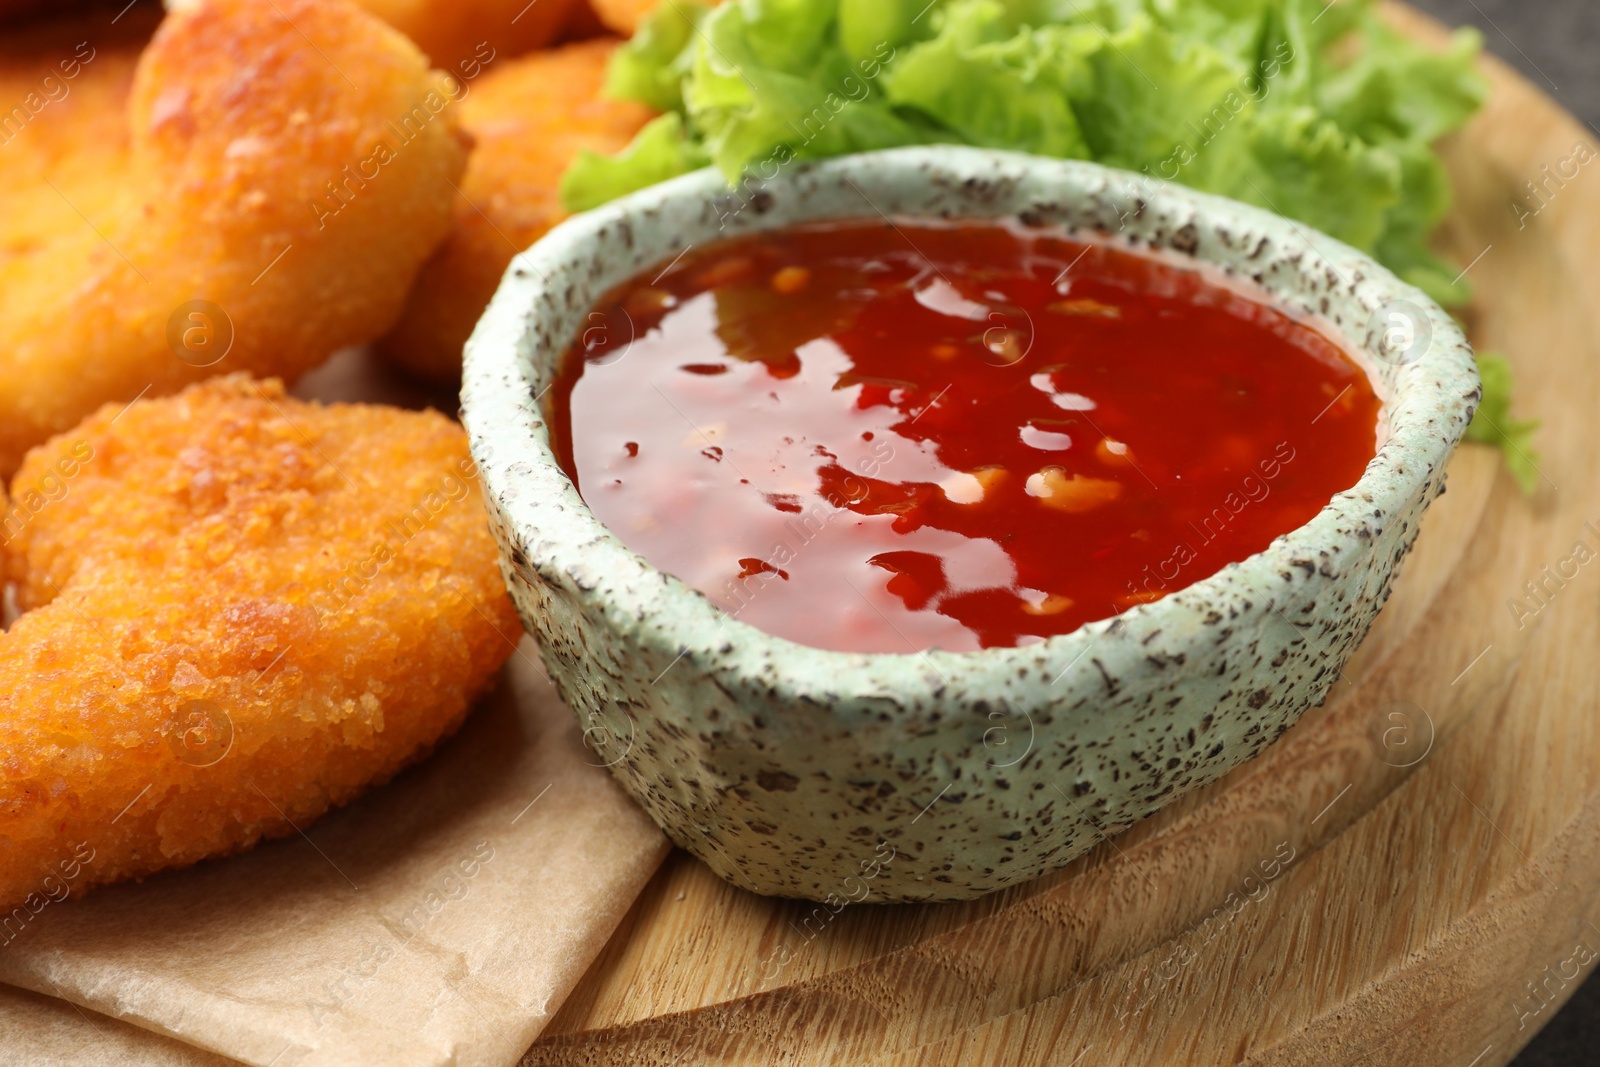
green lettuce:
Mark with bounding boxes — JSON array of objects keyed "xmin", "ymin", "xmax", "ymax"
[
  {"xmin": 564, "ymin": 0, "xmax": 1535, "ymax": 488},
  {"xmin": 602, "ymin": 0, "xmax": 709, "ymax": 111},
  {"xmin": 1464, "ymin": 354, "xmax": 1542, "ymax": 495},
  {"xmin": 885, "ymin": 3, "xmax": 1093, "ymax": 159},
  {"xmin": 561, "ymin": 114, "xmax": 710, "ymax": 213}
]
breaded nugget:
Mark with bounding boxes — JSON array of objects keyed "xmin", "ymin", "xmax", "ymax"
[
  {"xmin": 356, "ymin": 0, "xmax": 580, "ymax": 68},
  {"xmin": 377, "ymin": 38, "xmax": 653, "ymax": 381},
  {"xmin": 0, "ymin": 376, "xmax": 520, "ymax": 911},
  {"xmin": 0, "ymin": 9, "xmax": 157, "ymax": 232},
  {"xmin": 0, "ymin": 0, "xmax": 468, "ymax": 476},
  {"xmin": 589, "ymin": 0, "xmax": 659, "ymax": 36}
]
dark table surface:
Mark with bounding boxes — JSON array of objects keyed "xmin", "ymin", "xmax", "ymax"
[{"xmin": 1385, "ymin": 2, "xmax": 1597, "ymax": 1064}]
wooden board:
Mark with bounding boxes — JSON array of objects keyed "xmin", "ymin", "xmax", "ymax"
[{"xmin": 523, "ymin": 8, "xmax": 1600, "ymax": 1065}]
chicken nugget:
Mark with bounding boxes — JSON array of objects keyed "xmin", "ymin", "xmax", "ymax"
[
  {"xmin": 589, "ymin": 0, "xmax": 659, "ymax": 37},
  {"xmin": 0, "ymin": 0, "xmax": 469, "ymax": 476},
  {"xmin": 357, "ymin": 0, "xmax": 580, "ymax": 69},
  {"xmin": 0, "ymin": 7, "xmax": 155, "ymax": 208},
  {"xmin": 0, "ymin": 376, "xmax": 521, "ymax": 912},
  {"xmin": 377, "ymin": 38, "xmax": 653, "ymax": 382}
]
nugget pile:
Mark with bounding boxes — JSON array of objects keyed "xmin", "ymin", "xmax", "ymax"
[
  {"xmin": 0, "ymin": 378, "xmax": 520, "ymax": 909},
  {"xmin": 0, "ymin": 0, "xmax": 681, "ymax": 909},
  {"xmin": 0, "ymin": 0, "xmax": 468, "ymax": 474}
]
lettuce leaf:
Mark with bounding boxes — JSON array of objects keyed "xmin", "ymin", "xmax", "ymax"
[
  {"xmin": 1204, "ymin": 107, "xmax": 1401, "ymax": 252},
  {"xmin": 569, "ymin": 0, "xmax": 1536, "ymax": 489},
  {"xmin": 561, "ymin": 113, "xmax": 710, "ymax": 212},
  {"xmin": 838, "ymin": 0, "xmax": 929, "ymax": 62},
  {"xmin": 1466, "ymin": 353, "xmax": 1542, "ymax": 495},
  {"xmin": 1067, "ymin": 15, "xmax": 1247, "ymax": 171},
  {"xmin": 1370, "ymin": 138, "xmax": 1465, "ymax": 306},
  {"xmin": 604, "ymin": 0, "xmax": 710, "ymax": 112},
  {"xmin": 884, "ymin": 1, "xmax": 1093, "ymax": 159},
  {"xmin": 685, "ymin": 2, "xmax": 926, "ymax": 180},
  {"xmin": 1318, "ymin": 16, "xmax": 1488, "ymax": 144}
]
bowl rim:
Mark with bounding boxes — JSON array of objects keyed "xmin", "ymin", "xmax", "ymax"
[{"xmin": 462, "ymin": 145, "xmax": 1479, "ymax": 688}]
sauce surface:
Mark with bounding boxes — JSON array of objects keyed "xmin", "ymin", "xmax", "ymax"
[{"xmin": 551, "ymin": 220, "xmax": 1380, "ymax": 653}]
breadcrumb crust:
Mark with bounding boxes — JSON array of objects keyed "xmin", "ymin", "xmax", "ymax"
[{"xmin": 0, "ymin": 376, "xmax": 520, "ymax": 912}]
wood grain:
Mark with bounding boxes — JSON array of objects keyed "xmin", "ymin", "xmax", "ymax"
[{"xmin": 525, "ymin": 7, "xmax": 1600, "ymax": 1065}]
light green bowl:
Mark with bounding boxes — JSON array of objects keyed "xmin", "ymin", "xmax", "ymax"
[{"xmin": 461, "ymin": 147, "xmax": 1478, "ymax": 902}]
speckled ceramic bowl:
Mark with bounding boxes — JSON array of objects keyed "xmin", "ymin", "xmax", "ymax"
[{"xmin": 461, "ymin": 147, "xmax": 1479, "ymax": 903}]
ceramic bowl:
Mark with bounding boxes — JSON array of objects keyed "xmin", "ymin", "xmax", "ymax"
[{"xmin": 461, "ymin": 146, "xmax": 1479, "ymax": 902}]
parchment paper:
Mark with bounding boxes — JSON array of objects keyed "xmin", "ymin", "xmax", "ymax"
[
  {"xmin": 0, "ymin": 983, "xmax": 235, "ymax": 1066},
  {"xmin": 0, "ymin": 352, "xmax": 672, "ymax": 1066}
]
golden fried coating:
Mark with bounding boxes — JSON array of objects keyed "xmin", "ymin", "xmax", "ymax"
[
  {"xmin": 0, "ymin": 10, "xmax": 156, "ymax": 252},
  {"xmin": 0, "ymin": 376, "xmax": 520, "ymax": 913},
  {"xmin": 356, "ymin": 0, "xmax": 580, "ymax": 68},
  {"xmin": 589, "ymin": 0, "xmax": 658, "ymax": 36},
  {"xmin": 377, "ymin": 38, "xmax": 653, "ymax": 382},
  {"xmin": 0, "ymin": 0, "xmax": 469, "ymax": 476}
]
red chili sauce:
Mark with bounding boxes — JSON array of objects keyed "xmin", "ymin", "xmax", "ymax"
[{"xmin": 550, "ymin": 220, "xmax": 1380, "ymax": 654}]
